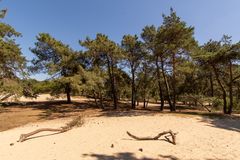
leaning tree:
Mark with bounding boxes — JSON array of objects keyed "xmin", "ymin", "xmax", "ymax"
[{"xmin": 31, "ymin": 33, "xmax": 85, "ymax": 103}]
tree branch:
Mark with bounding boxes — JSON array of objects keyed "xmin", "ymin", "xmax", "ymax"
[
  {"xmin": 126, "ymin": 130, "xmax": 177, "ymax": 145},
  {"xmin": 232, "ymin": 74, "xmax": 240, "ymax": 82},
  {"xmin": 18, "ymin": 116, "xmax": 84, "ymax": 142}
]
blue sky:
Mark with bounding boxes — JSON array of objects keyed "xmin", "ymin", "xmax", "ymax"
[{"xmin": 1, "ymin": 0, "xmax": 240, "ymax": 80}]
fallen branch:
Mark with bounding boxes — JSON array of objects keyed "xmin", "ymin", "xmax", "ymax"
[
  {"xmin": 185, "ymin": 95, "xmax": 211, "ymax": 112},
  {"xmin": 126, "ymin": 130, "xmax": 177, "ymax": 145},
  {"xmin": 0, "ymin": 93, "xmax": 14, "ymax": 101},
  {"xmin": 18, "ymin": 116, "xmax": 84, "ymax": 142}
]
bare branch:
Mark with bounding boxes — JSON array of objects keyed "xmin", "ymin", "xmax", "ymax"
[
  {"xmin": 18, "ymin": 116, "xmax": 84, "ymax": 142},
  {"xmin": 126, "ymin": 130, "xmax": 177, "ymax": 145}
]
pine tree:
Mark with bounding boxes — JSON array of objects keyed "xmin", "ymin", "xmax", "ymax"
[
  {"xmin": 121, "ymin": 34, "xmax": 143, "ymax": 109},
  {"xmin": 31, "ymin": 33, "xmax": 85, "ymax": 103},
  {"xmin": 0, "ymin": 7, "xmax": 26, "ymax": 100},
  {"xmin": 80, "ymin": 34, "xmax": 123, "ymax": 109},
  {"xmin": 141, "ymin": 25, "xmax": 165, "ymax": 110},
  {"xmin": 156, "ymin": 8, "xmax": 197, "ymax": 111}
]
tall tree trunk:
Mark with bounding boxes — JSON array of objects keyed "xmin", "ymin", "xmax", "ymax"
[
  {"xmin": 131, "ymin": 69, "xmax": 136, "ymax": 109},
  {"xmin": 146, "ymin": 98, "xmax": 149, "ymax": 108},
  {"xmin": 65, "ymin": 83, "xmax": 71, "ymax": 104},
  {"xmin": 212, "ymin": 65, "xmax": 227, "ymax": 114},
  {"xmin": 160, "ymin": 57, "xmax": 173, "ymax": 111},
  {"xmin": 143, "ymin": 98, "xmax": 146, "ymax": 109},
  {"xmin": 237, "ymin": 84, "xmax": 240, "ymax": 100},
  {"xmin": 107, "ymin": 57, "xmax": 118, "ymax": 109},
  {"xmin": 142, "ymin": 83, "xmax": 146, "ymax": 109},
  {"xmin": 111, "ymin": 72, "xmax": 118, "ymax": 109},
  {"xmin": 228, "ymin": 60, "xmax": 233, "ymax": 114},
  {"xmin": 210, "ymin": 72, "xmax": 214, "ymax": 97},
  {"xmin": 172, "ymin": 54, "xmax": 176, "ymax": 111},
  {"xmin": 93, "ymin": 91, "xmax": 98, "ymax": 107},
  {"xmin": 99, "ymin": 91, "xmax": 104, "ymax": 109},
  {"xmin": 155, "ymin": 57, "xmax": 164, "ymax": 111},
  {"xmin": 111, "ymin": 59, "xmax": 118, "ymax": 109}
]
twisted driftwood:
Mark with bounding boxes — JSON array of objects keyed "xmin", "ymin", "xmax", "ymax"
[
  {"xmin": 18, "ymin": 116, "xmax": 84, "ymax": 142},
  {"xmin": 126, "ymin": 130, "xmax": 177, "ymax": 145}
]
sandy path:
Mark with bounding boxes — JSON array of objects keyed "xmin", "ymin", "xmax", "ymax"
[{"xmin": 0, "ymin": 115, "xmax": 239, "ymax": 160}]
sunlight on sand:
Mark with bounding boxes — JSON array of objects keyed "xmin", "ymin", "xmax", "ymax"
[{"xmin": 0, "ymin": 115, "xmax": 239, "ymax": 160}]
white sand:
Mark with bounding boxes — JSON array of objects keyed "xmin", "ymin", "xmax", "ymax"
[
  {"xmin": 0, "ymin": 115, "xmax": 239, "ymax": 160},
  {"xmin": 3, "ymin": 94, "xmax": 89, "ymax": 102}
]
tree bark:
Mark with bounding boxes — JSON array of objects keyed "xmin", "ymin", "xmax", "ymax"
[
  {"xmin": 228, "ymin": 60, "xmax": 233, "ymax": 114},
  {"xmin": 210, "ymin": 72, "xmax": 214, "ymax": 97},
  {"xmin": 99, "ymin": 91, "xmax": 104, "ymax": 109},
  {"xmin": 112, "ymin": 68, "xmax": 118, "ymax": 110},
  {"xmin": 172, "ymin": 53, "xmax": 176, "ymax": 111},
  {"xmin": 65, "ymin": 83, "xmax": 71, "ymax": 104},
  {"xmin": 131, "ymin": 69, "xmax": 136, "ymax": 109},
  {"xmin": 155, "ymin": 57, "xmax": 164, "ymax": 111},
  {"xmin": 212, "ymin": 65, "xmax": 227, "ymax": 114},
  {"xmin": 93, "ymin": 91, "xmax": 99, "ymax": 108},
  {"xmin": 143, "ymin": 98, "xmax": 146, "ymax": 109},
  {"xmin": 160, "ymin": 57, "xmax": 173, "ymax": 111},
  {"xmin": 146, "ymin": 98, "xmax": 149, "ymax": 108},
  {"xmin": 107, "ymin": 57, "xmax": 118, "ymax": 109}
]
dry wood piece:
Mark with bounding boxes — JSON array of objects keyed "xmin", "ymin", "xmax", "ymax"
[
  {"xmin": 18, "ymin": 116, "xmax": 84, "ymax": 142},
  {"xmin": 0, "ymin": 93, "xmax": 13, "ymax": 101},
  {"xmin": 126, "ymin": 130, "xmax": 177, "ymax": 145},
  {"xmin": 185, "ymin": 95, "xmax": 211, "ymax": 112}
]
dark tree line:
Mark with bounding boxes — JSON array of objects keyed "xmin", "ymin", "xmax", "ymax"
[{"xmin": 1, "ymin": 7, "xmax": 240, "ymax": 114}]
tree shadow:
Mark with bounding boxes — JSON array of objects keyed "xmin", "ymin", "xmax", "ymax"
[
  {"xmin": 5, "ymin": 100, "xmax": 99, "ymax": 120},
  {"xmin": 1, "ymin": 100, "xmax": 240, "ymax": 133},
  {"xmin": 33, "ymin": 101, "xmax": 99, "ymax": 120},
  {"xmin": 206, "ymin": 158, "xmax": 229, "ymax": 160},
  {"xmin": 82, "ymin": 152, "xmax": 156, "ymax": 160},
  {"xmin": 97, "ymin": 109, "xmax": 158, "ymax": 117},
  {"xmin": 200, "ymin": 116, "xmax": 240, "ymax": 132},
  {"xmin": 158, "ymin": 155, "xmax": 180, "ymax": 160},
  {"xmin": 169, "ymin": 111, "xmax": 240, "ymax": 132}
]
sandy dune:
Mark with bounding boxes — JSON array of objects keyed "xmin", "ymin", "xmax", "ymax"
[
  {"xmin": 2, "ymin": 94, "xmax": 89, "ymax": 102},
  {"xmin": 0, "ymin": 115, "xmax": 239, "ymax": 160}
]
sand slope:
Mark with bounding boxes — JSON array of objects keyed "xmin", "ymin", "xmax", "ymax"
[{"xmin": 0, "ymin": 115, "xmax": 239, "ymax": 160}]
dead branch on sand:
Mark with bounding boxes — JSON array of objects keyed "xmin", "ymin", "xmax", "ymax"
[
  {"xmin": 17, "ymin": 116, "xmax": 84, "ymax": 142},
  {"xmin": 126, "ymin": 130, "xmax": 178, "ymax": 145}
]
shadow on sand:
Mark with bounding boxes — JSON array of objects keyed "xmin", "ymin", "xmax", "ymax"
[
  {"xmin": 82, "ymin": 152, "xmax": 155, "ymax": 160},
  {"xmin": 1, "ymin": 100, "xmax": 240, "ymax": 132},
  {"xmin": 83, "ymin": 153, "xmax": 226, "ymax": 160}
]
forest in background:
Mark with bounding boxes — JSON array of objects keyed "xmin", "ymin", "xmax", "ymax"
[{"xmin": 1, "ymin": 6, "xmax": 240, "ymax": 115}]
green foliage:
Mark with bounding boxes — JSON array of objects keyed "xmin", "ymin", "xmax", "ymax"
[
  {"xmin": 156, "ymin": 8, "xmax": 197, "ymax": 56},
  {"xmin": 80, "ymin": 34, "xmax": 123, "ymax": 108},
  {"xmin": 0, "ymin": 7, "xmax": 26, "ymax": 99},
  {"xmin": 31, "ymin": 33, "xmax": 86, "ymax": 102},
  {"xmin": 211, "ymin": 97, "xmax": 223, "ymax": 110},
  {"xmin": 2, "ymin": 5, "xmax": 240, "ymax": 114},
  {"xmin": 21, "ymin": 79, "xmax": 56, "ymax": 97}
]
